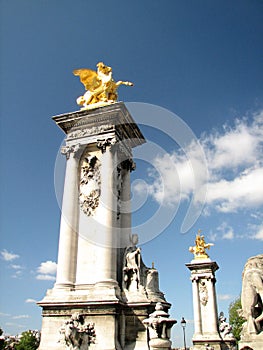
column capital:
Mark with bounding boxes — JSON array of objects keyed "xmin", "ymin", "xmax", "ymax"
[
  {"xmin": 97, "ymin": 138, "xmax": 116, "ymax": 153},
  {"xmin": 60, "ymin": 143, "xmax": 82, "ymax": 160},
  {"xmin": 121, "ymin": 159, "xmax": 136, "ymax": 172}
]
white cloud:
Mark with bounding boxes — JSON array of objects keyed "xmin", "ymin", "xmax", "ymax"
[
  {"xmin": 136, "ymin": 110, "xmax": 263, "ymax": 218},
  {"xmin": 36, "ymin": 274, "xmax": 56, "ymax": 281},
  {"xmin": 11, "ymin": 270, "xmax": 23, "ymax": 279},
  {"xmin": 10, "ymin": 264, "xmax": 23, "ymax": 270},
  {"xmin": 206, "ymin": 167, "xmax": 263, "ymax": 212},
  {"xmin": 12, "ymin": 315, "xmax": 30, "ymax": 320},
  {"xmin": 0, "ymin": 312, "xmax": 10, "ymax": 317},
  {"xmin": 218, "ymin": 294, "xmax": 233, "ymax": 301},
  {"xmin": 25, "ymin": 298, "xmax": 37, "ymax": 304},
  {"xmin": 252, "ymin": 224, "xmax": 263, "ymax": 241},
  {"xmin": 37, "ymin": 260, "xmax": 57, "ymax": 275},
  {"xmin": 36, "ymin": 260, "xmax": 57, "ymax": 281},
  {"xmin": 1, "ymin": 249, "xmax": 19, "ymax": 261}
]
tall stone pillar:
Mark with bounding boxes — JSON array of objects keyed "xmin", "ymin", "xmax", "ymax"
[
  {"xmin": 39, "ymin": 102, "xmax": 170, "ymax": 350},
  {"xmin": 186, "ymin": 260, "xmax": 222, "ymax": 350},
  {"xmin": 55, "ymin": 144, "xmax": 82, "ymax": 288}
]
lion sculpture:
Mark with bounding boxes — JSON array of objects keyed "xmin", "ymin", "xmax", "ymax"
[
  {"xmin": 241, "ymin": 254, "xmax": 263, "ymax": 336},
  {"xmin": 73, "ymin": 62, "xmax": 133, "ymax": 109}
]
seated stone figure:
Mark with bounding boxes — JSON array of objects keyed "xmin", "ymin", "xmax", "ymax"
[
  {"xmin": 241, "ymin": 254, "xmax": 263, "ymax": 336},
  {"xmin": 122, "ymin": 234, "xmax": 165, "ymax": 302}
]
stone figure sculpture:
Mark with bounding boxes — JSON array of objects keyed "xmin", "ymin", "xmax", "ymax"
[
  {"xmin": 189, "ymin": 230, "xmax": 214, "ymax": 259},
  {"xmin": 122, "ymin": 234, "xmax": 164, "ymax": 301},
  {"xmin": 240, "ymin": 254, "xmax": 263, "ymax": 336},
  {"xmin": 143, "ymin": 302, "xmax": 176, "ymax": 350},
  {"xmin": 59, "ymin": 313, "xmax": 96, "ymax": 350},
  {"xmin": 123, "ymin": 246, "xmax": 141, "ymax": 291},
  {"xmin": 218, "ymin": 312, "xmax": 235, "ymax": 340},
  {"xmin": 73, "ymin": 62, "xmax": 133, "ymax": 109}
]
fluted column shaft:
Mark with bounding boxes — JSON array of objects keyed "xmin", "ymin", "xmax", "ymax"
[
  {"xmin": 207, "ymin": 277, "xmax": 219, "ymax": 334},
  {"xmin": 95, "ymin": 144, "xmax": 117, "ymax": 283},
  {"xmin": 192, "ymin": 277, "xmax": 202, "ymax": 336},
  {"xmin": 55, "ymin": 146, "xmax": 80, "ymax": 288}
]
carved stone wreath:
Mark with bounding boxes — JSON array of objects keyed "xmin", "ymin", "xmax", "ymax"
[
  {"xmin": 79, "ymin": 155, "xmax": 101, "ymax": 216},
  {"xmin": 199, "ymin": 281, "xmax": 208, "ymax": 306}
]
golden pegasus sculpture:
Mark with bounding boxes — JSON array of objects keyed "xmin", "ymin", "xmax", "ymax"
[
  {"xmin": 189, "ymin": 230, "xmax": 214, "ymax": 259},
  {"xmin": 73, "ymin": 62, "xmax": 133, "ymax": 109}
]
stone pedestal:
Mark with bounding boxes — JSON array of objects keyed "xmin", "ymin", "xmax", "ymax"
[
  {"xmin": 239, "ymin": 334, "xmax": 263, "ymax": 350},
  {"xmin": 38, "ymin": 103, "xmax": 170, "ymax": 350},
  {"xmin": 186, "ymin": 259, "xmax": 226, "ymax": 350}
]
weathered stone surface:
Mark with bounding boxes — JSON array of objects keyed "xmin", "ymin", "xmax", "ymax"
[
  {"xmin": 239, "ymin": 254, "xmax": 263, "ymax": 350},
  {"xmin": 38, "ymin": 103, "xmax": 170, "ymax": 350}
]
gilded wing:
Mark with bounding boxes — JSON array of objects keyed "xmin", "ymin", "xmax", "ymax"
[{"xmin": 73, "ymin": 68, "xmax": 100, "ymax": 91}]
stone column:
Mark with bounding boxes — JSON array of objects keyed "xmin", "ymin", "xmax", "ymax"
[
  {"xmin": 186, "ymin": 260, "xmax": 222, "ymax": 350},
  {"xmin": 192, "ymin": 276, "xmax": 202, "ymax": 336},
  {"xmin": 120, "ymin": 158, "xmax": 135, "ymax": 248},
  {"xmin": 55, "ymin": 144, "xmax": 81, "ymax": 288},
  {"xmin": 95, "ymin": 140, "xmax": 117, "ymax": 284},
  {"xmin": 207, "ymin": 276, "xmax": 219, "ymax": 335}
]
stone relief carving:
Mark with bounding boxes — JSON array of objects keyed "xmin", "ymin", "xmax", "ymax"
[
  {"xmin": 240, "ymin": 254, "xmax": 263, "ymax": 336},
  {"xmin": 67, "ymin": 125, "xmax": 114, "ymax": 140},
  {"xmin": 199, "ymin": 281, "xmax": 208, "ymax": 306},
  {"xmin": 116, "ymin": 159, "xmax": 136, "ymax": 220},
  {"xmin": 59, "ymin": 312, "xmax": 95, "ymax": 350},
  {"xmin": 79, "ymin": 155, "xmax": 101, "ymax": 216}
]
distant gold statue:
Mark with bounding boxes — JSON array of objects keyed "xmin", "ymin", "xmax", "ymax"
[
  {"xmin": 73, "ymin": 62, "xmax": 133, "ymax": 109},
  {"xmin": 189, "ymin": 230, "xmax": 214, "ymax": 259}
]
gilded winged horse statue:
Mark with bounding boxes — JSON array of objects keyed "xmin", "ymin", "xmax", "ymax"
[{"xmin": 73, "ymin": 62, "xmax": 133, "ymax": 109}]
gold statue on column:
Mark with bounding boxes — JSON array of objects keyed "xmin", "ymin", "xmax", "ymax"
[
  {"xmin": 73, "ymin": 62, "xmax": 133, "ymax": 109},
  {"xmin": 189, "ymin": 230, "xmax": 214, "ymax": 259}
]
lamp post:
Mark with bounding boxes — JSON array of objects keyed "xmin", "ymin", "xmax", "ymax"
[{"xmin": 181, "ymin": 317, "xmax": 187, "ymax": 350}]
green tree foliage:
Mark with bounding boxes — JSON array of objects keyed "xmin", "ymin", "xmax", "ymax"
[
  {"xmin": 15, "ymin": 331, "xmax": 39, "ymax": 350},
  {"xmin": 228, "ymin": 296, "xmax": 245, "ymax": 341},
  {"xmin": 0, "ymin": 327, "xmax": 6, "ymax": 350}
]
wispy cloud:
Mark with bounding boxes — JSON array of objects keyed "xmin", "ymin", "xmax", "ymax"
[
  {"xmin": 36, "ymin": 260, "xmax": 57, "ymax": 281},
  {"xmin": 251, "ymin": 224, "xmax": 263, "ymax": 241},
  {"xmin": 5, "ymin": 322, "xmax": 24, "ymax": 328},
  {"xmin": 25, "ymin": 298, "xmax": 37, "ymax": 304},
  {"xmin": 36, "ymin": 274, "xmax": 56, "ymax": 281},
  {"xmin": 12, "ymin": 315, "xmax": 30, "ymax": 320},
  {"xmin": 218, "ymin": 294, "xmax": 233, "ymax": 301},
  {"xmin": 1, "ymin": 249, "xmax": 19, "ymax": 261},
  {"xmin": 10, "ymin": 264, "xmax": 23, "ymax": 270},
  {"xmin": 0, "ymin": 312, "xmax": 11, "ymax": 317}
]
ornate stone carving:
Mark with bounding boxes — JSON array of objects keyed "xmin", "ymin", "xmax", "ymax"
[
  {"xmin": 199, "ymin": 281, "xmax": 208, "ymax": 306},
  {"xmin": 143, "ymin": 302, "xmax": 176, "ymax": 350},
  {"xmin": 61, "ymin": 144, "xmax": 82, "ymax": 160},
  {"xmin": 79, "ymin": 155, "xmax": 101, "ymax": 216},
  {"xmin": 97, "ymin": 137, "xmax": 116, "ymax": 153},
  {"xmin": 67, "ymin": 125, "xmax": 114, "ymax": 140},
  {"xmin": 59, "ymin": 312, "xmax": 95, "ymax": 350},
  {"xmin": 240, "ymin": 254, "xmax": 263, "ymax": 336},
  {"xmin": 121, "ymin": 158, "xmax": 136, "ymax": 172}
]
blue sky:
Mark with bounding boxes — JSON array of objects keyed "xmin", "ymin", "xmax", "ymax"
[{"xmin": 0, "ymin": 0, "xmax": 263, "ymax": 347}]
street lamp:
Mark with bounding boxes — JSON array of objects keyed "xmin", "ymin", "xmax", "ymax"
[{"xmin": 180, "ymin": 317, "xmax": 187, "ymax": 350}]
